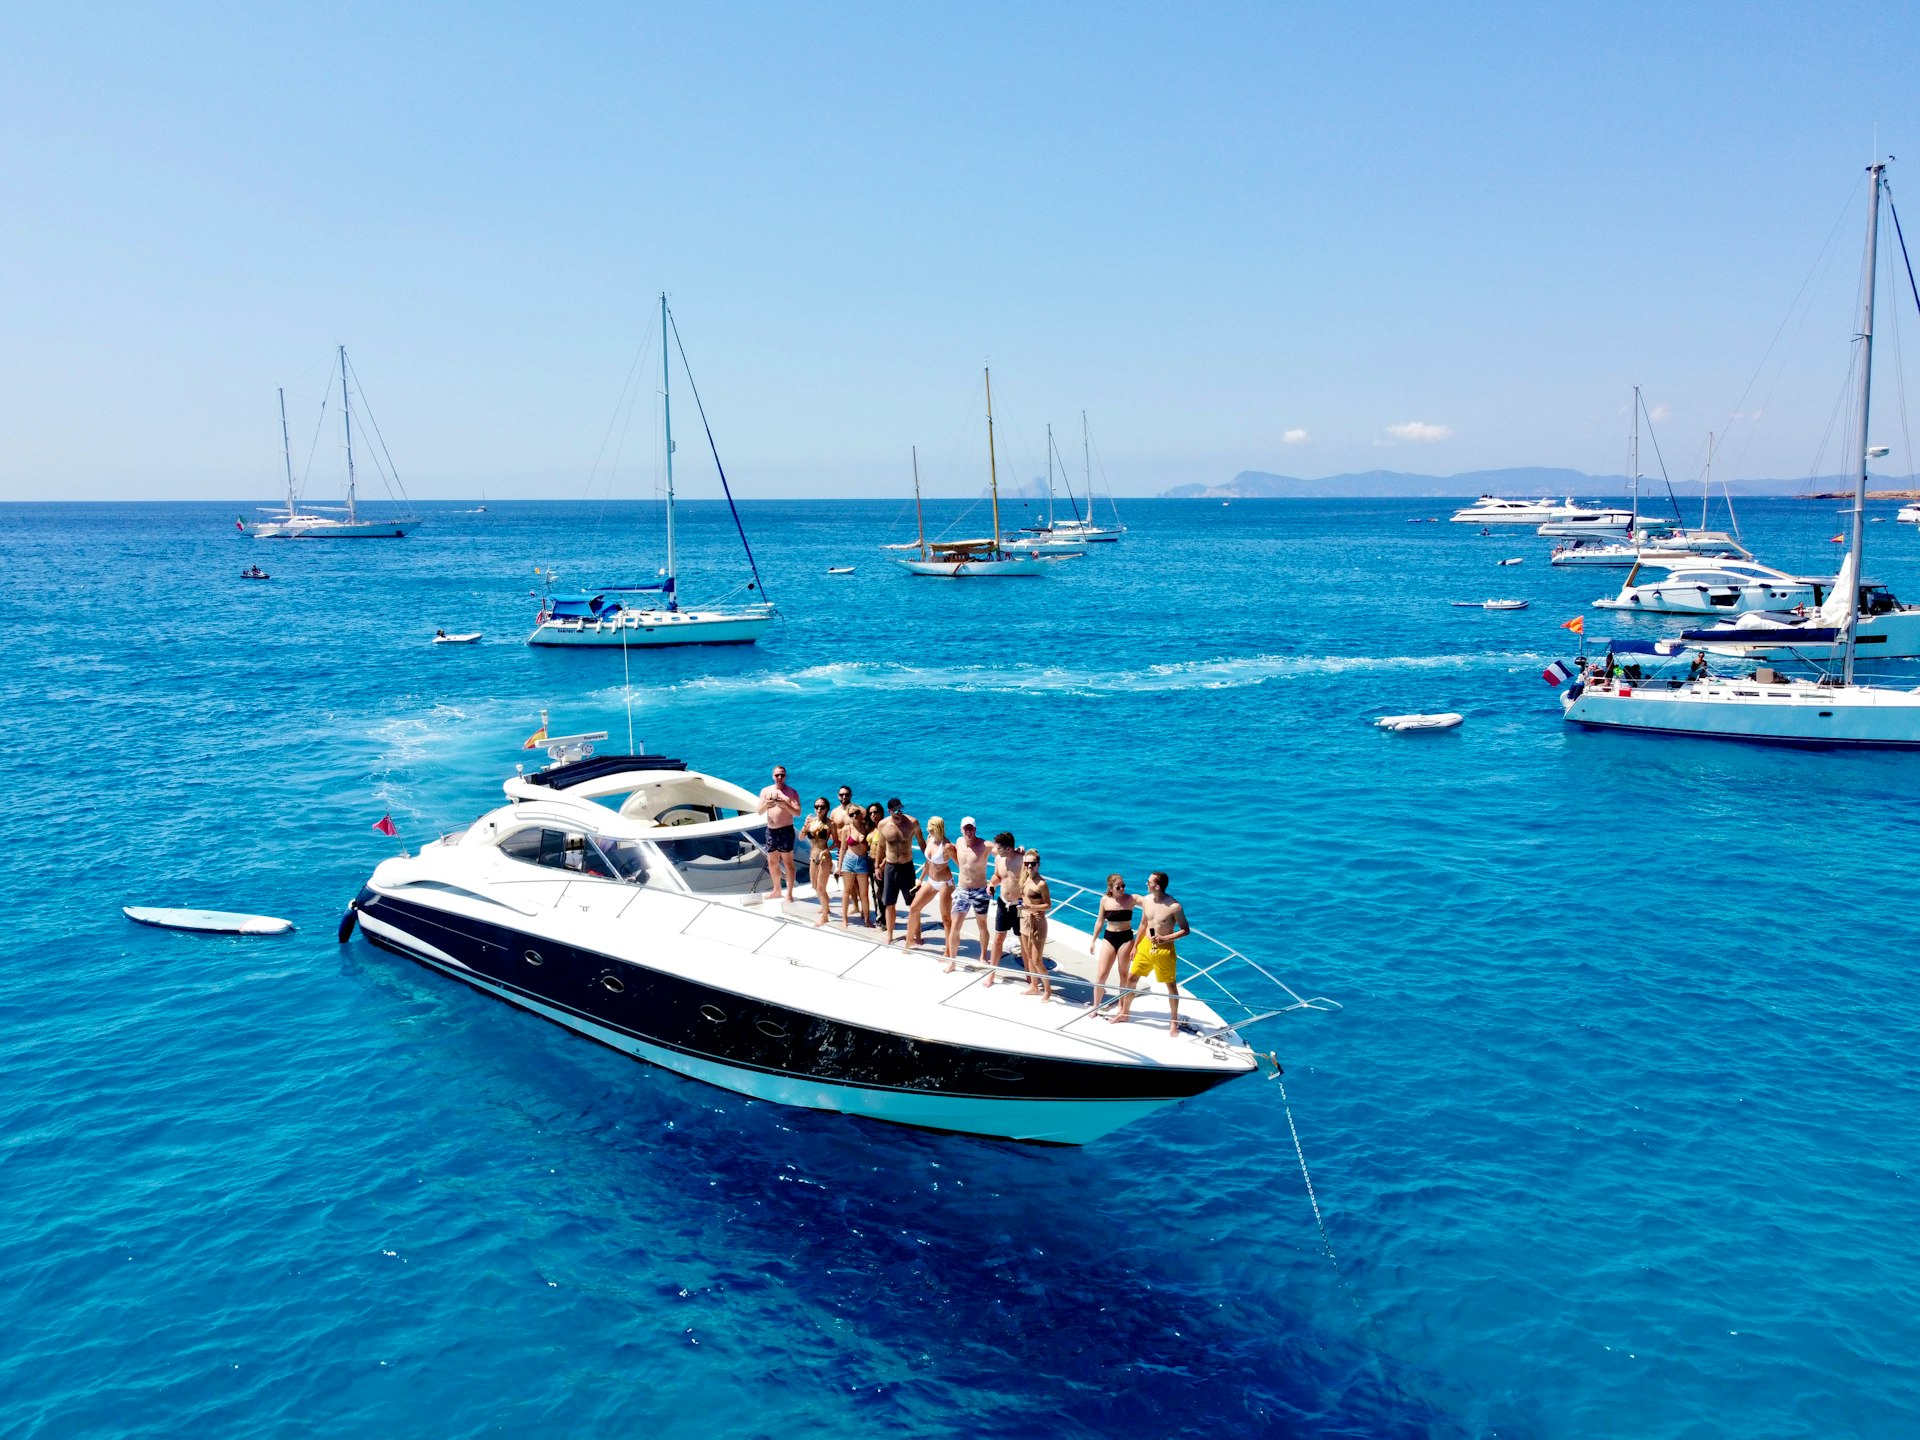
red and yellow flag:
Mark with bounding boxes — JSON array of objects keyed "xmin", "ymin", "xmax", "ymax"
[
  {"xmin": 1561, "ymin": 615, "xmax": 1585, "ymax": 636},
  {"xmin": 522, "ymin": 726, "xmax": 548, "ymax": 751}
]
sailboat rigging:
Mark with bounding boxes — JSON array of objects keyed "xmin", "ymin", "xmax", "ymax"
[{"xmin": 528, "ymin": 294, "xmax": 775, "ymax": 647}]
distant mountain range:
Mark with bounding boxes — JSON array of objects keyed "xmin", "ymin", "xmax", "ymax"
[{"xmin": 1160, "ymin": 467, "xmax": 1920, "ymax": 500}]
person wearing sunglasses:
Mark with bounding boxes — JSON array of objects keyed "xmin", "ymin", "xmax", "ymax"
[
  {"xmin": 943, "ymin": 817, "xmax": 991, "ymax": 972},
  {"xmin": 984, "ymin": 831, "xmax": 1022, "ymax": 985},
  {"xmin": 1018, "ymin": 850, "xmax": 1054, "ymax": 1002},
  {"xmin": 802, "ymin": 797, "xmax": 837, "ymax": 926},
  {"xmin": 1114, "ymin": 872, "xmax": 1189, "ymax": 1034},
  {"xmin": 755, "ymin": 764, "xmax": 802, "ymax": 905}
]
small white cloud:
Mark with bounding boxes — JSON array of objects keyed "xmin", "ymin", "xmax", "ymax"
[
  {"xmin": 1282, "ymin": 428, "xmax": 1309, "ymax": 445},
  {"xmin": 1649, "ymin": 402, "xmax": 1671, "ymax": 422},
  {"xmin": 1384, "ymin": 421, "xmax": 1452, "ymax": 443}
]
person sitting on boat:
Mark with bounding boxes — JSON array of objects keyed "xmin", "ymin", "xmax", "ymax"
[
  {"xmin": 435, "ymin": 628, "xmax": 447, "ymax": 638},
  {"xmin": 902, "ymin": 816, "xmax": 955, "ymax": 951},
  {"xmin": 984, "ymin": 832, "xmax": 1022, "ymax": 985},
  {"xmin": 803, "ymin": 798, "xmax": 836, "ymax": 927},
  {"xmin": 1688, "ymin": 651, "xmax": 1710, "ymax": 681},
  {"xmin": 1018, "ymin": 850, "xmax": 1054, "ymax": 1002},
  {"xmin": 1090, "ymin": 874, "xmax": 1142, "ymax": 1015},
  {"xmin": 875, "ymin": 798, "xmax": 922, "ymax": 945},
  {"xmin": 1114, "ymin": 873, "xmax": 1189, "ymax": 1035},
  {"xmin": 943, "ymin": 818, "xmax": 991, "ymax": 972},
  {"xmin": 756, "ymin": 765, "xmax": 802, "ymax": 905}
]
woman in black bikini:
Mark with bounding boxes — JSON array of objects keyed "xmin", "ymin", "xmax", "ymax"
[
  {"xmin": 1090, "ymin": 873, "xmax": 1141, "ymax": 1014},
  {"xmin": 803, "ymin": 797, "xmax": 836, "ymax": 926},
  {"xmin": 1019, "ymin": 850, "xmax": 1053, "ymax": 1002}
]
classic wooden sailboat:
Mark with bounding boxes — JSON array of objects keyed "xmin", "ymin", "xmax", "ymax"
[
  {"xmin": 1563, "ymin": 160, "xmax": 1920, "ymax": 746},
  {"xmin": 243, "ymin": 349, "xmax": 420, "ymax": 538},
  {"xmin": 892, "ymin": 369, "xmax": 1077, "ymax": 578},
  {"xmin": 529, "ymin": 295, "xmax": 775, "ymax": 647}
]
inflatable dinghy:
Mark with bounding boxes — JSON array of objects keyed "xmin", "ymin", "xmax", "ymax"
[{"xmin": 1374, "ymin": 712, "xmax": 1464, "ymax": 733}]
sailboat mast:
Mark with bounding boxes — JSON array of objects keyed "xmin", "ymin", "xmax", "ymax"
[
  {"xmin": 277, "ymin": 387, "xmax": 295, "ymax": 521},
  {"xmin": 339, "ymin": 346, "xmax": 357, "ymax": 524},
  {"xmin": 1045, "ymin": 423, "xmax": 1055, "ymax": 530},
  {"xmin": 661, "ymin": 292, "xmax": 677, "ymax": 605},
  {"xmin": 912, "ymin": 446, "xmax": 927, "ymax": 560},
  {"xmin": 1630, "ymin": 386, "xmax": 1641, "ymax": 534},
  {"xmin": 985, "ymin": 367, "xmax": 1001, "ymax": 549},
  {"xmin": 1841, "ymin": 161, "xmax": 1886, "ymax": 686}
]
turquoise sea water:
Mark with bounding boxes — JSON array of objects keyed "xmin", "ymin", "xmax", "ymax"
[{"xmin": 3, "ymin": 496, "xmax": 1917, "ymax": 1438}]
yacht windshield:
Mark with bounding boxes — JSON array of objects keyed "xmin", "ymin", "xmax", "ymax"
[{"xmin": 654, "ymin": 824, "xmax": 769, "ymax": 895}]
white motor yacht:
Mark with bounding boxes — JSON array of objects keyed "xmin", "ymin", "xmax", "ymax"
[
  {"xmin": 1593, "ymin": 558, "xmax": 1818, "ymax": 615},
  {"xmin": 1551, "ymin": 530, "xmax": 1751, "ymax": 567},
  {"xmin": 1564, "ymin": 161, "xmax": 1920, "ymax": 747},
  {"xmin": 342, "ymin": 745, "xmax": 1331, "ymax": 1144},
  {"xmin": 1449, "ymin": 494, "xmax": 1615, "ymax": 525},
  {"xmin": 1536, "ymin": 509, "xmax": 1641, "ymax": 538},
  {"xmin": 529, "ymin": 297, "xmax": 775, "ymax": 647},
  {"xmin": 244, "ymin": 353, "xmax": 420, "ymax": 539},
  {"xmin": 1898, "ymin": 502, "xmax": 1920, "ymax": 523},
  {"xmin": 1675, "ymin": 554, "xmax": 1920, "ymax": 660}
]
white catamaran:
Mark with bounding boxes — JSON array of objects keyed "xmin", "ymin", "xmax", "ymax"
[
  {"xmin": 892, "ymin": 369, "xmax": 1079, "ymax": 578},
  {"xmin": 1564, "ymin": 161, "xmax": 1920, "ymax": 747},
  {"xmin": 529, "ymin": 295, "xmax": 775, "ymax": 647},
  {"xmin": 244, "ymin": 348, "xmax": 420, "ymax": 539}
]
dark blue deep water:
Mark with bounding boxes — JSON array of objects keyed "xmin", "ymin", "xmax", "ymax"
[{"xmin": 3, "ymin": 497, "xmax": 1917, "ymax": 1438}]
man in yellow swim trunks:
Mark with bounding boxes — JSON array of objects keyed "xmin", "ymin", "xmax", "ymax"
[{"xmin": 1116, "ymin": 871, "xmax": 1190, "ymax": 1035}]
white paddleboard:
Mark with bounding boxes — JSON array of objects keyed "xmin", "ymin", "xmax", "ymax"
[{"xmin": 123, "ymin": 906, "xmax": 294, "ymax": 935}]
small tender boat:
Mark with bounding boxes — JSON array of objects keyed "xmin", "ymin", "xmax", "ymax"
[
  {"xmin": 1498, "ymin": 558, "xmax": 1524, "ymax": 566},
  {"xmin": 241, "ymin": 566, "xmax": 271, "ymax": 580},
  {"xmin": 1375, "ymin": 713, "xmax": 1464, "ymax": 732},
  {"xmin": 827, "ymin": 566, "xmax": 856, "ymax": 575},
  {"xmin": 124, "ymin": 906, "xmax": 294, "ymax": 935},
  {"xmin": 1483, "ymin": 599, "xmax": 1528, "ymax": 610},
  {"xmin": 433, "ymin": 631, "xmax": 483, "ymax": 645}
]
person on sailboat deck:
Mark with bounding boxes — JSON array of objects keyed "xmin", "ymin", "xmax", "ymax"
[
  {"xmin": 803, "ymin": 798, "xmax": 836, "ymax": 927},
  {"xmin": 757, "ymin": 765, "xmax": 802, "ymax": 905}
]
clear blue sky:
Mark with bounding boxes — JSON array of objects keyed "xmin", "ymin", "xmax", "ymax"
[{"xmin": 5, "ymin": 3, "xmax": 1920, "ymax": 501}]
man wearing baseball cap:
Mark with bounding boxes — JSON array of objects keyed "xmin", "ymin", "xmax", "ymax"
[{"xmin": 944, "ymin": 816, "xmax": 991, "ymax": 971}]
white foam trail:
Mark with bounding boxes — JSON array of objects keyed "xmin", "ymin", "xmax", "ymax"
[{"xmin": 585, "ymin": 652, "xmax": 1552, "ymax": 705}]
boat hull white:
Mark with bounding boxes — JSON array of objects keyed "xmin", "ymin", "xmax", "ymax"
[
  {"xmin": 895, "ymin": 556, "xmax": 1061, "ymax": 577},
  {"xmin": 247, "ymin": 516, "xmax": 419, "ymax": 538},
  {"xmin": 1562, "ymin": 677, "xmax": 1920, "ymax": 746},
  {"xmin": 528, "ymin": 608, "xmax": 774, "ymax": 647}
]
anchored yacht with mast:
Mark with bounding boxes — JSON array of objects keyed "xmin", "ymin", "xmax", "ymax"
[
  {"xmin": 529, "ymin": 295, "xmax": 775, "ymax": 647},
  {"xmin": 1564, "ymin": 161, "xmax": 1920, "ymax": 746},
  {"xmin": 244, "ymin": 348, "xmax": 420, "ymax": 539}
]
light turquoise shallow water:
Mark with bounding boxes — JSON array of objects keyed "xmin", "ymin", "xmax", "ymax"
[{"xmin": 2, "ymin": 497, "xmax": 1916, "ymax": 1438}]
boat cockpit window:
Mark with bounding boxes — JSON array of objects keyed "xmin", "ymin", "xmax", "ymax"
[
  {"xmin": 498, "ymin": 826, "xmax": 647, "ymax": 882},
  {"xmin": 654, "ymin": 825, "xmax": 769, "ymax": 895}
]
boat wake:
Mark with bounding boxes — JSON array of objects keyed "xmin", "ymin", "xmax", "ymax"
[{"xmin": 594, "ymin": 652, "xmax": 1552, "ymax": 703}]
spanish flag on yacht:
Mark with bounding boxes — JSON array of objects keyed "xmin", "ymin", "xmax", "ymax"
[
  {"xmin": 1561, "ymin": 615, "xmax": 1585, "ymax": 635},
  {"xmin": 523, "ymin": 725, "xmax": 548, "ymax": 750}
]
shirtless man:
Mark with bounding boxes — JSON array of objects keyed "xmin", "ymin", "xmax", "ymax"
[
  {"xmin": 1115, "ymin": 871, "xmax": 1190, "ymax": 1034},
  {"xmin": 874, "ymin": 797, "xmax": 922, "ymax": 945},
  {"xmin": 984, "ymin": 831, "xmax": 1022, "ymax": 985},
  {"xmin": 827, "ymin": 786, "xmax": 856, "ymax": 876},
  {"xmin": 944, "ymin": 817, "xmax": 991, "ymax": 971},
  {"xmin": 756, "ymin": 765, "xmax": 802, "ymax": 904}
]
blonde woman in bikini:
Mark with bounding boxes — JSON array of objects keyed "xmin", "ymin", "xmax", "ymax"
[
  {"xmin": 803, "ymin": 797, "xmax": 837, "ymax": 927},
  {"xmin": 1089, "ymin": 873, "xmax": 1141, "ymax": 1014},
  {"xmin": 902, "ymin": 816, "xmax": 955, "ymax": 951},
  {"xmin": 1114, "ymin": 871, "xmax": 1189, "ymax": 1034},
  {"xmin": 1018, "ymin": 849, "xmax": 1054, "ymax": 1002}
]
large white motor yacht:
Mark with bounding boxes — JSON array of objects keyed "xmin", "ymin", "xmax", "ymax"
[
  {"xmin": 342, "ymin": 749, "xmax": 1329, "ymax": 1144},
  {"xmin": 1593, "ymin": 559, "xmax": 1818, "ymax": 615},
  {"xmin": 1449, "ymin": 494, "xmax": 1613, "ymax": 524}
]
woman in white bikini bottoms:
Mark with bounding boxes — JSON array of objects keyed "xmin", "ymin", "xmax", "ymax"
[{"xmin": 902, "ymin": 816, "xmax": 955, "ymax": 950}]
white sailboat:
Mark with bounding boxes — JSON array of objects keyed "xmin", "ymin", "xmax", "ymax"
[
  {"xmin": 244, "ymin": 349, "xmax": 420, "ymax": 539},
  {"xmin": 1026, "ymin": 413, "xmax": 1126, "ymax": 543},
  {"xmin": 529, "ymin": 295, "xmax": 775, "ymax": 647},
  {"xmin": 1564, "ymin": 161, "xmax": 1920, "ymax": 747},
  {"xmin": 893, "ymin": 369, "xmax": 1078, "ymax": 578}
]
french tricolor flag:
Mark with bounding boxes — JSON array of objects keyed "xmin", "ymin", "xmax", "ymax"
[{"xmin": 1542, "ymin": 660, "xmax": 1575, "ymax": 686}]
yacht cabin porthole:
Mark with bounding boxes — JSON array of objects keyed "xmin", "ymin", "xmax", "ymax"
[
  {"xmin": 523, "ymin": 949, "xmax": 544, "ymax": 966},
  {"xmin": 601, "ymin": 974, "xmax": 626, "ymax": 994},
  {"xmin": 755, "ymin": 1019, "xmax": 788, "ymax": 1039},
  {"xmin": 700, "ymin": 1004, "xmax": 727, "ymax": 1024},
  {"xmin": 983, "ymin": 1067, "xmax": 1025, "ymax": 1083}
]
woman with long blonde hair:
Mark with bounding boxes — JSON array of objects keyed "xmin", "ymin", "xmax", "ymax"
[{"xmin": 902, "ymin": 816, "xmax": 955, "ymax": 950}]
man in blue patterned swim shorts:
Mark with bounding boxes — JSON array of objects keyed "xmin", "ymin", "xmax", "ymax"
[{"xmin": 944, "ymin": 816, "xmax": 991, "ymax": 971}]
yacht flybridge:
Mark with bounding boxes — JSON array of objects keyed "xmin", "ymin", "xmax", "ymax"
[
  {"xmin": 244, "ymin": 350, "xmax": 420, "ymax": 539},
  {"xmin": 1565, "ymin": 161, "xmax": 1920, "ymax": 747},
  {"xmin": 529, "ymin": 296, "xmax": 775, "ymax": 647},
  {"xmin": 342, "ymin": 742, "xmax": 1332, "ymax": 1144}
]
